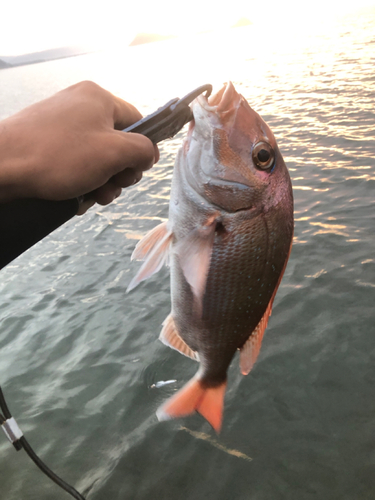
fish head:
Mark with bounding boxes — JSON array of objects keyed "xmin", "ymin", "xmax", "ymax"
[{"xmin": 183, "ymin": 82, "xmax": 292, "ymax": 213}]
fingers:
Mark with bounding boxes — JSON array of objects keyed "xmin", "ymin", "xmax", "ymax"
[
  {"xmin": 111, "ymin": 97, "xmax": 160, "ymax": 163},
  {"xmin": 112, "ymin": 95, "xmax": 143, "ymax": 130},
  {"xmin": 111, "ymin": 167, "xmax": 143, "ymax": 187},
  {"xmin": 77, "ymin": 198, "xmax": 96, "ymax": 216},
  {"xmin": 66, "ymin": 82, "xmax": 160, "ymax": 175},
  {"xmin": 66, "ymin": 81, "xmax": 144, "ymax": 131},
  {"xmin": 153, "ymin": 143, "xmax": 160, "ymax": 163},
  {"xmin": 26, "ymin": 81, "xmax": 161, "ymax": 206},
  {"xmin": 110, "ymin": 94, "xmax": 160, "ymax": 164},
  {"xmin": 93, "ymin": 165, "xmax": 145, "ymax": 205},
  {"xmin": 105, "ymin": 131, "xmax": 158, "ymax": 177},
  {"xmin": 87, "ymin": 131, "xmax": 160, "ymax": 212},
  {"xmin": 83, "ymin": 167, "xmax": 144, "ymax": 209},
  {"xmin": 92, "ymin": 184, "xmax": 122, "ymax": 205},
  {"xmin": 79, "ymin": 160, "xmax": 150, "ymax": 213}
]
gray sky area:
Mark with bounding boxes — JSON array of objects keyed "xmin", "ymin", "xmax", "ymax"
[{"xmin": 1, "ymin": 0, "xmax": 374, "ymax": 56}]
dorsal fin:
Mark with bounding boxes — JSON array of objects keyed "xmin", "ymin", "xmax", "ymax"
[
  {"xmin": 127, "ymin": 221, "xmax": 172, "ymax": 292},
  {"xmin": 159, "ymin": 314, "xmax": 199, "ymax": 361}
]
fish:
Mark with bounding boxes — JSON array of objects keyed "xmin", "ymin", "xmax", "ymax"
[{"xmin": 127, "ymin": 82, "xmax": 294, "ymax": 432}]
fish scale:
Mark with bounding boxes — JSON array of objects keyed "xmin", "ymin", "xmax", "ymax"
[{"xmin": 202, "ymin": 218, "xmax": 284, "ymax": 350}]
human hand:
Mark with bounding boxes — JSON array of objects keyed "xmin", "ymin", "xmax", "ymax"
[{"xmin": 0, "ymin": 81, "xmax": 159, "ymax": 213}]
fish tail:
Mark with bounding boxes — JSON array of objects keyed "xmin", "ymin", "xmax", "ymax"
[{"xmin": 156, "ymin": 376, "xmax": 227, "ymax": 433}]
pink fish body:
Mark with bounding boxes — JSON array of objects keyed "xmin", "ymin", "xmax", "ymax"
[{"xmin": 128, "ymin": 82, "xmax": 294, "ymax": 432}]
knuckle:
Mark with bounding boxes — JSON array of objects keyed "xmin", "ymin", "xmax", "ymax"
[{"xmin": 73, "ymin": 80, "xmax": 103, "ymax": 95}]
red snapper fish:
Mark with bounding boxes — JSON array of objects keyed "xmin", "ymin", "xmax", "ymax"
[{"xmin": 127, "ymin": 82, "xmax": 294, "ymax": 432}]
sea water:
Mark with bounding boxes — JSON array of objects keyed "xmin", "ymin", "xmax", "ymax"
[{"xmin": 0, "ymin": 9, "xmax": 374, "ymax": 500}]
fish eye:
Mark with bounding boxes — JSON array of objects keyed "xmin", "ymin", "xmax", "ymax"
[{"xmin": 252, "ymin": 142, "xmax": 275, "ymax": 170}]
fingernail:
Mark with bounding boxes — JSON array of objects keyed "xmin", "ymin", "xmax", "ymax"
[
  {"xmin": 154, "ymin": 145, "xmax": 160, "ymax": 164},
  {"xmin": 132, "ymin": 173, "xmax": 143, "ymax": 185},
  {"xmin": 111, "ymin": 188, "xmax": 122, "ymax": 202}
]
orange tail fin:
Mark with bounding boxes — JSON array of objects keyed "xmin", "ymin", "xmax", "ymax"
[{"xmin": 156, "ymin": 376, "xmax": 227, "ymax": 433}]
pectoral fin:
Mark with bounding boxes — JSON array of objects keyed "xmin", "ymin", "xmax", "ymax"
[
  {"xmin": 127, "ymin": 221, "xmax": 172, "ymax": 292},
  {"xmin": 131, "ymin": 221, "xmax": 170, "ymax": 261},
  {"xmin": 175, "ymin": 214, "xmax": 219, "ymax": 303},
  {"xmin": 159, "ymin": 314, "xmax": 199, "ymax": 361}
]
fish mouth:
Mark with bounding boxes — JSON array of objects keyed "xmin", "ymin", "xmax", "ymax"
[
  {"xmin": 186, "ymin": 81, "xmax": 243, "ymax": 140},
  {"xmin": 184, "ymin": 81, "xmax": 245, "ymax": 154},
  {"xmin": 196, "ymin": 81, "xmax": 242, "ymax": 114},
  {"xmin": 185, "ymin": 82, "xmax": 243, "ymax": 148}
]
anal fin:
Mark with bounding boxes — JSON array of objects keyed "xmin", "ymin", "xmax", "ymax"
[{"xmin": 160, "ymin": 314, "xmax": 199, "ymax": 361}]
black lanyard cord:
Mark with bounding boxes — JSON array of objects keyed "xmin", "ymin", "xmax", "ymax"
[{"xmin": 0, "ymin": 385, "xmax": 85, "ymax": 499}]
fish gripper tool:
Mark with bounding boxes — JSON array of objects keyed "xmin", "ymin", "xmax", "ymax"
[{"xmin": 123, "ymin": 83, "xmax": 212, "ymax": 143}]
